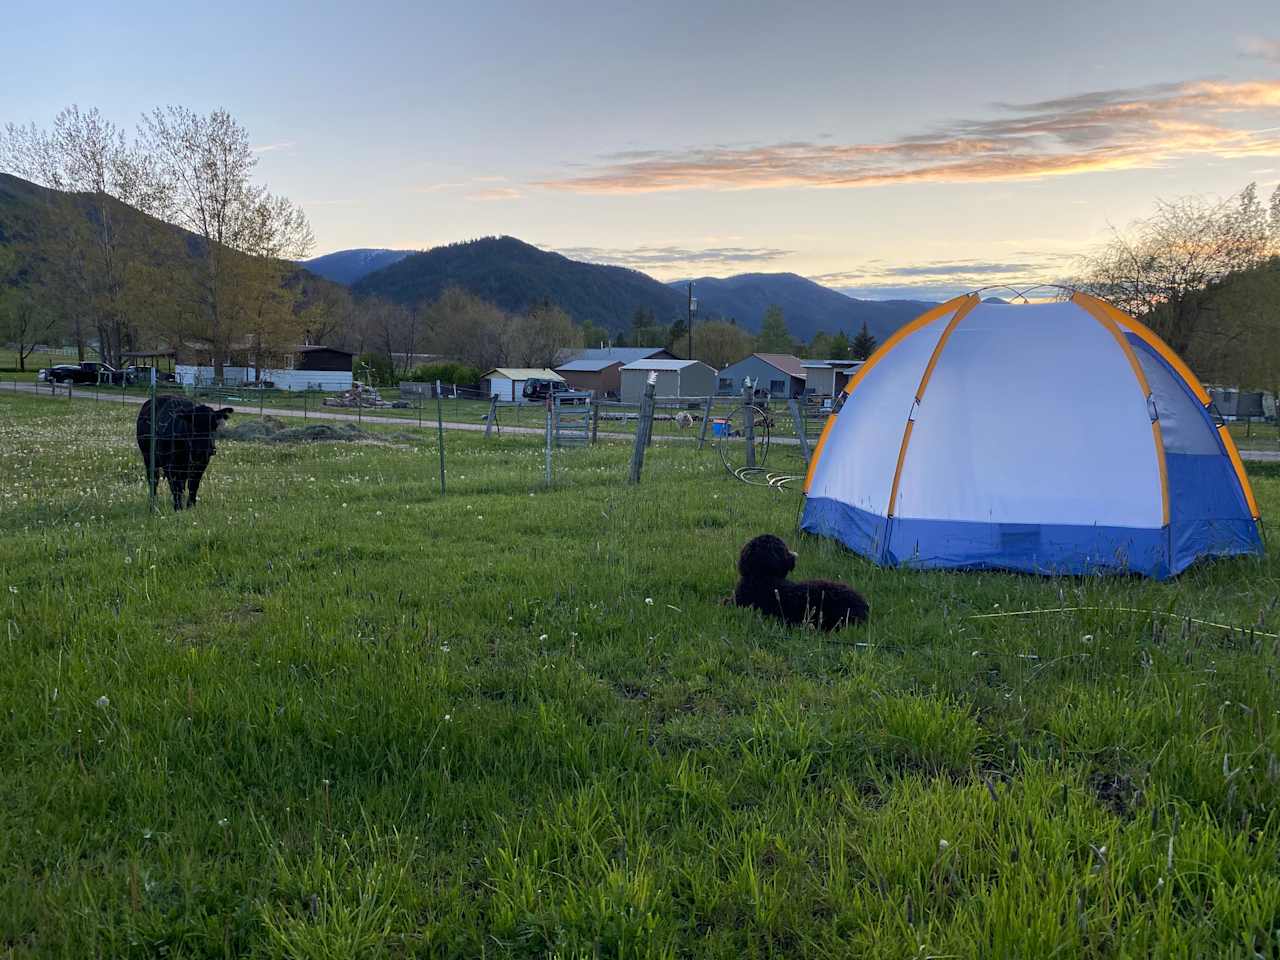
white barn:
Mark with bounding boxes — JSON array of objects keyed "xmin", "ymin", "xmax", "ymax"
[{"xmin": 481, "ymin": 368, "xmax": 564, "ymax": 402}]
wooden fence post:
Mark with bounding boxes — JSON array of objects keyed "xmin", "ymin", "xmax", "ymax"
[
  {"xmin": 743, "ymin": 381, "xmax": 756, "ymax": 469},
  {"xmin": 629, "ymin": 374, "xmax": 657, "ymax": 484},
  {"xmin": 485, "ymin": 395, "xmax": 498, "ymax": 439},
  {"xmin": 590, "ymin": 394, "xmax": 600, "ymax": 444},
  {"xmin": 698, "ymin": 395, "xmax": 714, "ymax": 450}
]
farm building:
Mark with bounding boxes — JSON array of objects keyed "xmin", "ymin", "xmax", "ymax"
[
  {"xmin": 555, "ymin": 358, "xmax": 625, "ymax": 397},
  {"xmin": 619, "ymin": 359, "xmax": 717, "ymax": 404},
  {"xmin": 555, "ymin": 347, "xmax": 676, "ymax": 397},
  {"xmin": 716, "ymin": 354, "xmax": 808, "ymax": 398},
  {"xmin": 175, "ymin": 343, "xmax": 355, "ymax": 391},
  {"xmin": 481, "ymin": 368, "xmax": 564, "ymax": 402},
  {"xmin": 802, "ymin": 359, "xmax": 864, "ymax": 397}
]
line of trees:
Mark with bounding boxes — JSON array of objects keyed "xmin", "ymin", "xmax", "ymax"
[{"xmin": 1, "ymin": 105, "xmax": 314, "ymax": 372}]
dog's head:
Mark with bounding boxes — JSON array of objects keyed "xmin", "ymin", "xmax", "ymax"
[{"xmin": 738, "ymin": 534, "xmax": 797, "ymax": 579}]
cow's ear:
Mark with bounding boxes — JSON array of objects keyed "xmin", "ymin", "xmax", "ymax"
[{"xmin": 215, "ymin": 407, "xmax": 233, "ymax": 421}]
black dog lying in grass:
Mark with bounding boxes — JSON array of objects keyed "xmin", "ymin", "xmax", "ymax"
[{"xmin": 728, "ymin": 534, "xmax": 869, "ymax": 631}]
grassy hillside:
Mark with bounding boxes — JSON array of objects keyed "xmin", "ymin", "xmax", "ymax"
[
  {"xmin": 2, "ymin": 391, "xmax": 1279, "ymax": 955},
  {"xmin": 353, "ymin": 236, "xmax": 686, "ymax": 332}
]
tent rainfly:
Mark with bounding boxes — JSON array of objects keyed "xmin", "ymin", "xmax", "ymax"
[{"xmin": 801, "ymin": 292, "xmax": 1262, "ymax": 579}]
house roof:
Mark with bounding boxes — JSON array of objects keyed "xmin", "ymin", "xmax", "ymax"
[
  {"xmin": 569, "ymin": 347, "xmax": 669, "ymax": 364},
  {"xmin": 482, "ymin": 368, "xmax": 565, "ymax": 380},
  {"xmin": 752, "ymin": 353, "xmax": 808, "ymax": 379},
  {"xmin": 620, "ymin": 359, "xmax": 709, "ymax": 372},
  {"xmin": 556, "ymin": 358, "xmax": 624, "ymax": 373},
  {"xmin": 802, "ymin": 359, "xmax": 864, "ymax": 370}
]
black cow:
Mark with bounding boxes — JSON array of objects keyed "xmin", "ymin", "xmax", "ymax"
[{"xmin": 136, "ymin": 397, "xmax": 233, "ymax": 510}]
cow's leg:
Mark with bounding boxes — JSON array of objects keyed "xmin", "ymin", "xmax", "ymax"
[
  {"xmin": 141, "ymin": 449, "xmax": 158, "ymax": 499},
  {"xmin": 186, "ymin": 471, "xmax": 203, "ymax": 508},
  {"xmin": 165, "ymin": 467, "xmax": 184, "ymax": 511}
]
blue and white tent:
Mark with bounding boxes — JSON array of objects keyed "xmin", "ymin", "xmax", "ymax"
[{"xmin": 801, "ymin": 293, "xmax": 1262, "ymax": 579}]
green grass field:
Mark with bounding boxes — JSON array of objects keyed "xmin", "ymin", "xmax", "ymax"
[{"xmin": 3, "ymin": 392, "xmax": 1280, "ymax": 957}]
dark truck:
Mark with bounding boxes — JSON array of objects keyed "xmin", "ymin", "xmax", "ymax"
[
  {"xmin": 38, "ymin": 361, "xmax": 123, "ymax": 385},
  {"xmin": 522, "ymin": 378, "xmax": 582, "ymax": 403},
  {"xmin": 37, "ymin": 361, "xmax": 173, "ymax": 385}
]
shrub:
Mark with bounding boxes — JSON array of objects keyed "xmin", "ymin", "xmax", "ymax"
[{"xmin": 405, "ymin": 363, "xmax": 482, "ymax": 386}]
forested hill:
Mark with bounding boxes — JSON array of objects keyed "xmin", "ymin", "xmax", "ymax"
[
  {"xmin": 351, "ymin": 236, "xmax": 686, "ymax": 332},
  {"xmin": 669, "ymin": 272, "xmax": 934, "ymax": 342}
]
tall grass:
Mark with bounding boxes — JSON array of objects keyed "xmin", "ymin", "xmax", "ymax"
[{"xmin": 2, "ymin": 392, "xmax": 1279, "ymax": 957}]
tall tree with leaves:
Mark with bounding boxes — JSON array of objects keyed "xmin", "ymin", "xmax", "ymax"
[
  {"xmin": 757, "ymin": 305, "xmax": 792, "ymax": 353},
  {"xmin": 851, "ymin": 322, "xmax": 878, "ymax": 360}
]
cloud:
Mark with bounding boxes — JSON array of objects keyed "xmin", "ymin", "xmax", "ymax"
[
  {"xmin": 250, "ymin": 141, "xmax": 294, "ymax": 154},
  {"xmin": 1240, "ymin": 37, "xmax": 1280, "ymax": 63},
  {"xmin": 537, "ymin": 78, "xmax": 1280, "ymax": 194},
  {"xmin": 466, "ymin": 187, "xmax": 522, "ymax": 201},
  {"xmin": 812, "ymin": 255, "xmax": 1076, "ymax": 301},
  {"xmin": 554, "ymin": 244, "xmax": 792, "ymax": 271}
]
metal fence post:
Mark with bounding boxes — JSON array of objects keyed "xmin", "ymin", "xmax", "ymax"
[
  {"xmin": 148, "ymin": 368, "xmax": 157, "ymax": 510},
  {"xmin": 544, "ymin": 400, "xmax": 554, "ymax": 486},
  {"xmin": 743, "ymin": 381, "xmax": 756, "ymax": 469},
  {"xmin": 435, "ymin": 380, "xmax": 446, "ymax": 494},
  {"xmin": 590, "ymin": 395, "xmax": 600, "ymax": 444}
]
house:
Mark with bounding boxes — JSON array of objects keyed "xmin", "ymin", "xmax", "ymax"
[
  {"xmin": 481, "ymin": 367, "xmax": 564, "ymax": 402},
  {"xmin": 619, "ymin": 359, "xmax": 717, "ymax": 404},
  {"xmin": 802, "ymin": 359, "xmax": 864, "ymax": 397},
  {"xmin": 716, "ymin": 353, "xmax": 808, "ymax": 398},
  {"xmin": 175, "ymin": 342, "xmax": 355, "ymax": 391}
]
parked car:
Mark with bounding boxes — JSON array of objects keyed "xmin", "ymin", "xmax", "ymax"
[{"xmin": 124, "ymin": 365, "xmax": 176, "ymax": 385}]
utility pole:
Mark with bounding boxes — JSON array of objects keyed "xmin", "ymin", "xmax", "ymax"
[{"xmin": 687, "ymin": 281, "xmax": 695, "ymax": 360}]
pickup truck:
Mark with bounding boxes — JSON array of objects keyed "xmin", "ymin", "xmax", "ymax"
[{"xmin": 38, "ymin": 362, "xmax": 123, "ymax": 385}]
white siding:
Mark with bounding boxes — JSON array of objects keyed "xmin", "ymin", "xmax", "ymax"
[{"xmin": 175, "ymin": 365, "xmax": 352, "ymax": 392}]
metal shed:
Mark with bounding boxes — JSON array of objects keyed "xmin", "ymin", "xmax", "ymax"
[{"xmin": 619, "ymin": 359, "xmax": 717, "ymax": 404}]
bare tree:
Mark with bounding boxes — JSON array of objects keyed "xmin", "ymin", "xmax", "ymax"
[
  {"xmin": 423, "ymin": 286, "xmax": 514, "ymax": 370},
  {"xmin": 508, "ymin": 301, "xmax": 579, "ymax": 367},
  {"xmin": 1075, "ymin": 183, "xmax": 1278, "ymax": 360},
  {"xmin": 140, "ymin": 107, "xmax": 312, "ymax": 379},
  {"xmin": 0, "ymin": 243, "xmax": 61, "ymax": 370},
  {"xmin": 0, "ymin": 106, "xmax": 166, "ymax": 364}
]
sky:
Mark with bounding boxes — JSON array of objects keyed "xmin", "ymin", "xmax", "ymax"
[{"xmin": 3, "ymin": 0, "xmax": 1279, "ymax": 299}]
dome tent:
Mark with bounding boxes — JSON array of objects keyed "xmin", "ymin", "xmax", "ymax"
[{"xmin": 800, "ymin": 292, "xmax": 1262, "ymax": 579}]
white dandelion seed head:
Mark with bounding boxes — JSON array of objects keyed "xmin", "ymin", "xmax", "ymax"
[{"xmin": 95, "ymin": 696, "xmax": 110, "ymax": 709}]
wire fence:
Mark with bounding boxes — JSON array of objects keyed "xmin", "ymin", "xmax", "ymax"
[{"xmin": 3, "ymin": 372, "xmax": 830, "ymax": 511}]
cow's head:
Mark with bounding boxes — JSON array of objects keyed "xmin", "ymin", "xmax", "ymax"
[{"xmin": 179, "ymin": 405, "xmax": 233, "ymax": 459}]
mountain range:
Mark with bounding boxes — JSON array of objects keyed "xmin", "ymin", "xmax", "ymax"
[
  {"xmin": 667, "ymin": 273, "xmax": 932, "ymax": 343},
  {"xmin": 303, "ymin": 248, "xmax": 413, "ymax": 285},
  {"xmin": 3, "ymin": 168, "xmax": 935, "ymax": 347},
  {"xmin": 316, "ymin": 236, "xmax": 935, "ymax": 340}
]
